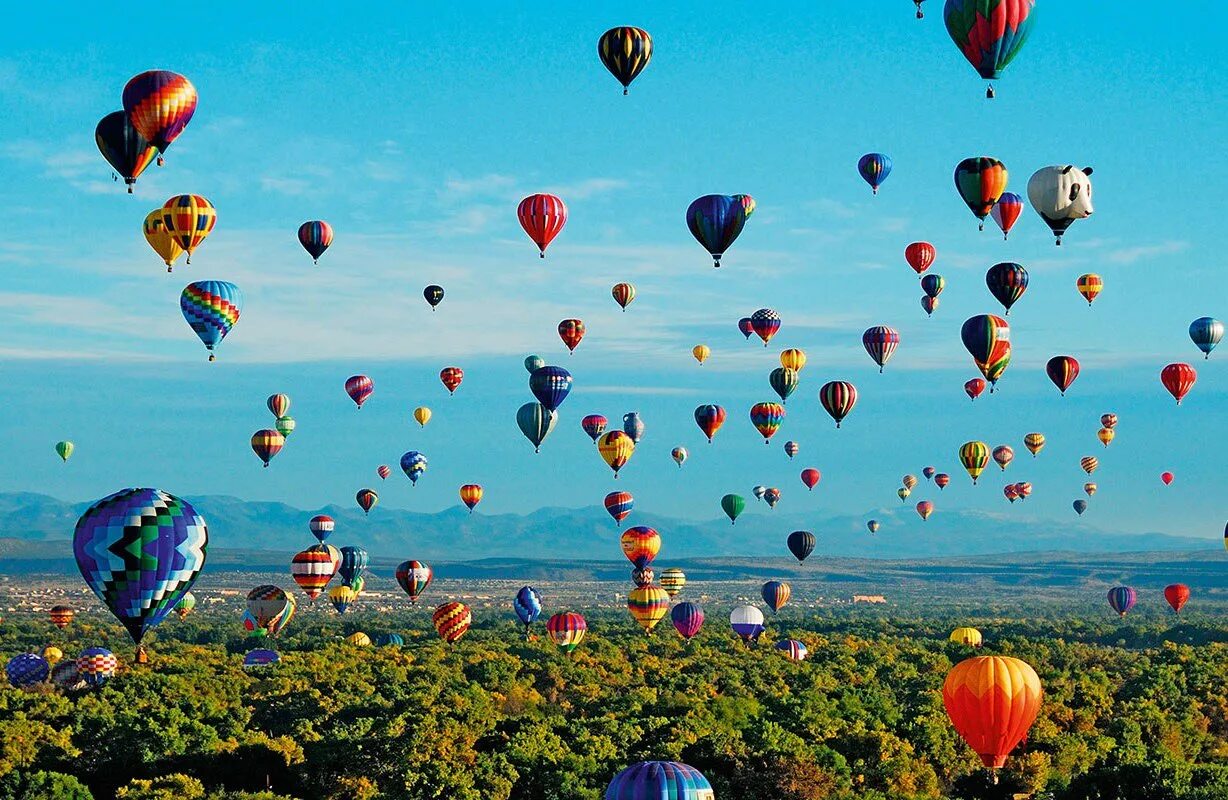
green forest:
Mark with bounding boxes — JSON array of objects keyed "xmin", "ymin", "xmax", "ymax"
[{"xmin": 1, "ymin": 606, "xmax": 1227, "ymax": 800}]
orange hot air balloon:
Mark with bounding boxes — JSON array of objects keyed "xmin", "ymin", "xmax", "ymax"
[
  {"xmin": 1023, "ymin": 432, "xmax": 1045, "ymax": 457},
  {"xmin": 432, "ymin": 601, "xmax": 472, "ymax": 643},
  {"xmin": 916, "ymin": 500, "xmax": 934, "ymax": 521},
  {"xmin": 692, "ymin": 344, "xmax": 710, "ymax": 365},
  {"xmin": 611, "ymin": 282, "xmax": 636, "ymax": 311},
  {"xmin": 558, "ymin": 319, "xmax": 586, "ymax": 353},
  {"xmin": 1098, "ymin": 427, "xmax": 1115, "ymax": 447},
  {"xmin": 49, "ymin": 605, "xmax": 75, "ymax": 629},
  {"xmin": 459, "ymin": 484, "xmax": 483, "ymax": 513},
  {"xmin": 943, "ymin": 656, "xmax": 1042, "ymax": 772},
  {"xmin": 1164, "ymin": 583, "xmax": 1190, "ymax": 613},
  {"xmin": 1076, "ymin": 273, "xmax": 1103, "ymax": 306},
  {"xmin": 440, "ymin": 367, "xmax": 464, "ymax": 395},
  {"xmin": 620, "ymin": 526, "xmax": 660, "ymax": 568}
]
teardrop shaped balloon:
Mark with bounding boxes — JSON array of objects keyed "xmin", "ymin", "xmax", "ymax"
[
  {"xmin": 424, "ymin": 284, "xmax": 445, "ymax": 309},
  {"xmin": 990, "ymin": 193, "xmax": 1024, "ymax": 239},
  {"xmin": 985, "ymin": 262, "xmax": 1028, "ymax": 314},
  {"xmin": 862, "ymin": 326, "xmax": 900, "ymax": 373},
  {"xmin": 597, "ymin": 430, "xmax": 635, "ymax": 477},
  {"xmin": 1046, "ymin": 355, "xmax": 1080, "ymax": 396},
  {"xmin": 749, "ymin": 308, "xmax": 781, "ymax": 346},
  {"xmin": 819, "ymin": 381, "xmax": 858, "ymax": 428},
  {"xmin": 122, "ymin": 70, "xmax": 198, "ymax": 162},
  {"xmin": 943, "ymin": 656, "xmax": 1042, "ymax": 771},
  {"xmin": 440, "ymin": 366, "xmax": 464, "ymax": 395},
  {"xmin": 954, "ymin": 158, "xmax": 1008, "ymax": 229},
  {"xmin": 857, "ymin": 153, "xmax": 893, "ymax": 194},
  {"xmin": 943, "ymin": 1, "xmax": 1037, "ymax": 97},
  {"xmin": 604, "ymin": 491, "xmax": 634, "ymax": 526},
  {"xmin": 905, "ymin": 242, "xmax": 935, "ymax": 274},
  {"xmin": 581, "ymin": 414, "xmax": 608, "ymax": 442},
  {"xmin": 250, "ymin": 429, "xmax": 285, "ymax": 468},
  {"xmin": 180, "ymin": 281, "xmax": 242, "ymax": 361},
  {"xmin": 55, "ymin": 441, "xmax": 74, "ymax": 463},
  {"xmin": 517, "ymin": 402, "xmax": 557, "ymax": 453},
  {"xmin": 686, "ymin": 194, "xmax": 747, "ymax": 268},
  {"xmin": 143, "ymin": 209, "xmax": 184, "ymax": 271},
  {"xmin": 356, "ymin": 488, "xmax": 378, "ymax": 515},
  {"xmin": 671, "ymin": 446, "xmax": 688, "ymax": 467},
  {"xmin": 517, "ymin": 194, "xmax": 567, "ymax": 257},
  {"xmin": 612, "ymin": 282, "xmax": 636, "ymax": 311},
  {"xmin": 693, "ymin": 404, "xmax": 727, "ymax": 443},
  {"xmin": 597, "ymin": 27, "xmax": 653, "ymax": 94},
  {"xmin": 800, "ymin": 468, "xmax": 820, "ymax": 491},
  {"xmin": 1161, "ymin": 363, "xmax": 1196, "ymax": 405},
  {"xmin": 395, "ymin": 560, "xmax": 433, "ymax": 605},
  {"xmin": 345, "ymin": 375, "xmax": 373, "ymax": 408},
  {"xmin": 671, "ymin": 602, "xmax": 705, "ymax": 640},
  {"xmin": 528, "ymin": 366, "xmax": 573, "ymax": 411},
  {"xmin": 161, "ymin": 195, "xmax": 216, "ymax": 262},
  {"xmin": 769, "ymin": 368, "xmax": 799, "ymax": 404},
  {"xmin": 787, "ymin": 530, "xmax": 815, "ymax": 563},
  {"xmin": 558, "ymin": 319, "xmax": 585, "ymax": 353},
  {"xmin": 95, "ymin": 111, "xmax": 157, "ymax": 192},
  {"xmin": 958, "ymin": 441, "xmax": 989, "ymax": 484},
  {"xmin": 960, "ymin": 314, "xmax": 1011, "ymax": 390},
  {"xmin": 1189, "ymin": 317, "xmax": 1224, "ymax": 358},
  {"xmin": 414, "ymin": 406, "xmax": 432, "ymax": 427},
  {"xmin": 297, "ymin": 220, "xmax": 333, "ymax": 264},
  {"xmin": 749, "ymin": 402, "xmax": 785, "ymax": 443}
]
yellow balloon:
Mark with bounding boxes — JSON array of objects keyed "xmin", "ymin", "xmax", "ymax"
[
  {"xmin": 949, "ymin": 627, "xmax": 982, "ymax": 647},
  {"xmin": 598, "ymin": 431, "xmax": 635, "ymax": 477},
  {"xmin": 345, "ymin": 631, "xmax": 371, "ymax": 646},
  {"xmin": 143, "ymin": 209, "xmax": 184, "ymax": 272},
  {"xmin": 780, "ymin": 348, "xmax": 807, "ymax": 372},
  {"xmin": 42, "ymin": 645, "xmax": 63, "ymax": 666},
  {"xmin": 414, "ymin": 407, "xmax": 432, "ymax": 427},
  {"xmin": 692, "ymin": 344, "xmax": 710, "ymax": 365}
]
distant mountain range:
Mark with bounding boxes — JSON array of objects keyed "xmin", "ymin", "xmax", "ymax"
[{"xmin": 0, "ymin": 491, "xmax": 1213, "ymax": 566}]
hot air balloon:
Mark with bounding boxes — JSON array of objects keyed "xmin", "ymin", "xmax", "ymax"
[
  {"xmin": 1045, "ymin": 356, "xmax": 1080, "ymax": 396},
  {"xmin": 52, "ymin": 440, "xmax": 74, "ymax": 463},
  {"xmin": 800, "ymin": 468, "xmax": 820, "ymax": 491},
  {"xmin": 862, "ymin": 326, "xmax": 900, "ymax": 373},
  {"xmin": 964, "ymin": 378, "xmax": 986, "ymax": 401},
  {"xmin": 777, "ymin": 640, "xmax": 809, "ymax": 661},
  {"xmin": 959, "ymin": 441, "xmax": 989, "ymax": 484},
  {"xmin": 787, "ymin": 530, "xmax": 815, "ymax": 563},
  {"xmin": 605, "ymin": 762, "xmax": 713, "ymax": 800},
  {"xmin": 423, "ymin": 284, "xmax": 444, "ymax": 309},
  {"xmin": 1101, "ymin": 413, "xmax": 1118, "ymax": 429},
  {"xmin": 1161, "ymin": 363, "xmax": 1197, "ymax": 404},
  {"xmin": 513, "ymin": 586, "xmax": 542, "ymax": 635},
  {"xmin": 247, "ymin": 585, "xmax": 296, "ymax": 636},
  {"xmin": 992, "ymin": 445, "xmax": 1014, "ymax": 471},
  {"xmin": 689, "ymin": 343, "xmax": 711, "ymax": 367},
  {"xmin": 1083, "ymin": 482, "xmax": 1097, "ymax": 497},
  {"xmin": 943, "ymin": 1, "xmax": 1037, "ymax": 97},
  {"xmin": 122, "ymin": 70, "xmax": 197, "ymax": 164},
  {"xmin": 337, "ymin": 546, "xmax": 368, "ymax": 588},
  {"xmin": 1028, "ymin": 165, "xmax": 1094, "ymax": 245},
  {"xmin": 935, "ymin": 474, "xmax": 951, "ymax": 490},
  {"xmin": 432, "ymin": 602, "xmax": 471, "ymax": 643},
  {"xmin": 990, "ymin": 193, "xmax": 1024, "ymax": 239},
  {"xmin": 605, "ymin": 491, "xmax": 634, "ymax": 525},
  {"xmin": 308, "ymin": 515, "xmax": 334, "ymax": 542},
  {"xmin": 291, "ymin": 545, "xmax": 337, "ymax": 601},
  {"xmin": 74, "ymin": 488, "xmax": 206, "ymax": 646},
  {"xmin": 518, "ymin": 193, "xmax": 567, "ymax": 257},
  {"xmin": 437, "ymin": 366, "xmax": 463, "ymax": 395},
  {"xmin": 738, "ymin": 317, "xmax": 754, "ymax": 339},
  {"xmin": 659, "ymin": 568, "xmax": 686, "ymax": 597},
  {"xmin": 598, "ymin": 430, "xmax": 635, "ymax": 477},
  {"xmin": 395, "ymin": 560, "xmax": 432, "ymax": 605},
  {"xmin": 916, "ymin": 500, "xmax": 935, "ymax": 521},
  {"xmin": 1189, "ymin": 317, "xmax": 1224, "ymax": 358},
  {"xmin": 867, "ymin": 519, "xmax": 881, "ymax": 533},
  {"xmin": 753, "ymin": 486, "xmax": 767, "ymax": 502},
  {"xmin": 612, "ymin": 282, "xmax": 636, "ymax": 311},
  {"xmin": 943, "ymin": 656, "xmax": 1042, "ymax": 774},
  {"xmin": 524, "ymin": 355, "xmax": 545, "ymax": 373},
  {"xmin": 1108, "ymin": 586, "xmax": 1136, "ymax": 617},
  {"xmin": 558, "ymin": 319, "xmax": 585, "ymax": 354},
  {"xmin": 243, "ymin": 649, "xmax": 281, "ymax": 669},
  {"xmin": 905, "ymin": 242, "xmax": 935, "ymax": 275},
  {"xmin": 769, "ymin": 367, "xmax": 799, "ymax": 404},
  {"xmin": 529, "ymin": 365, "xmax": 573, "ymax": 410},
  {"xmin": 749, "ymin": 402, "xmax": 785, "ymax": 443},
  {"xmin": 761, "ymin": 581, "xmax": 791, "ymax": 613},
  {"xmin": 628, "ymin": 585, "xmax": 670, "ymax": 634},
  {"xmin": 671, "ymin": 447, "xmax": 688, "ymax": 467},
  {"xmin": 1004, "ymin": 484, "xmax": 1019, "ymax": 504},
  {"xmin": 950, "ymin": 627, "xmax": 982, "ymax": 647},
  {"xmin": 985, "ymin": 263, "xmax": 1028, "ymax": 314},
  {"xmin": 344, "ymin": 632, "xmax": 371, "ymax": 647},
  {"xmin": 95, "ymin": 111, "xmax": 157, "ymax": 192},
  {"xmin": 269, "ymin": 413, "xmax": 295, "ymax": 439},
  {"xmin": 857, "ymin": 152, "xmax": 893, "ymax": 194},
  {"xmin": 545, "ymin": 612, "xmax": 587, "ymax": 653},
  {"xmin": 377, "ymin": 464, "xmax": 392, "ymax": 480},
  {"xmin": 1097, "ymin": 427, "xmax": 1114, "ymax": 448},
  {"xmin": 356, "ymin": 488, "xmax": 378, "ymax": 515},
  {"xmin": 1164, "ymin": 584, "xmax": 1190, "ymax": 614},
  {"xmin": 921, "ymin": 273, "xmax": 945, "ymax": 299},
  {"xmin": 631, "ymin": 566, "xmax": 655, "ymax": 588},
  {"xmin": 954, "ymin": 158, "xmax": 1008, "ymax": 229},
  {"xmin": 1070, "ymin": 275, "xmax": 1105, "ymax": 310},
  {"xmin": 819, "ymin": 381, "xmax": 858, "ymax": 428},
  {"xmin": 694, "ymin": 404, "xmax": 727, "ymax": 443},
  {"xmin": 671, "ymin": 602, "xmax": 704, "ymax": 640},
  {"xmin": 250, "ymin": 429, "xmax": 285, "ymax": 468},
  {"xmin": 922, "ymin": 466, "xmax": 937, "ymax": 481},
  {"xmin": 622, "ymin": 412, "xmax": 645, "ymax": 444},
  {"xmin": 730, "ymin": 605, "xmax": 765, "ymax": 645},
  {"xmin": 7, "ymin": 654, "xmax": 50, "ymax": 688},
  {"xmin": 598, "ymin": 26, "xmax": 653, "ymax": 94},
  {"xmin": 40, "ymin": 646, "xmax": 61, "ymax": 668},
  {"xmin": 686, "ymin": 195, "xmax": 747, "ymax": 267},
  {"xmin": 143, "ymin": 209, "xmax": 184, "ymax": 271},
  {"xmin": 1080, "ymin": 456, "xmax": 1099, "ymax": 475},
  {"xmin": 49, "ymin": 605, "xmax": 74, "ymax": 629},
  {"xmin": 621, "ymin": 526, "xmax": 660, "ymax": 568},
  {"xmin": 297, "ymin": 220, "xmax": 333, "ymax": 264},
  {"xmin": 1071, "ymin": 499, "xmax": 1090, "ymax": 515},
  {"xmin": 735, "ymin": 194, "xmax": 756, "ymax": 218},
  {"xmin": 784, "ymin": 441, "xmax": 800, "ymax": 459},
  {"xmin": 898, "ymin": 487, "xmax": 911, "ymax": 502},
  {"xmin": 582, "ymin": 414, "xmax": 608, "ymax": 442},
  {"xmin": 77, "ymin": 648, "xmax": 119, "ymax": 693},
  {"xmin": 162, "ymin": 195, "xmax": 216, "ymax": 262},
  {"xmin": 721, "ymin": 494, "xmax": 746, "ymax": 524},
  {"xmin": 1016, "ymin": 482, "xmax": 1033, "ymax": 499},
  {"xmin": 1024, "ymin": 433, "xmax": 1045, "ymax": 457},
  {"xmin": 459, "ymin": 484, "xmax": 483, "ymax": 512},
  {"xmin": 517, "ymin": 402, "xmax": 557, "ymax": 453},
  {"xmin": 764, "ymin": 488, "xmax": 781, "ymax": 508},
  {"xmin": 181, "ymin": 281, "xmax": 241, "ymax": 361},
  {"xmin": 903, "ymin": 474, "xmax": 918, "ymax": 490},
  {"xmin": 961, "ymin": 314, "xmax": 1011, "ymax": 390},
  {"xmin": 1161, "ymin": 471, "xmax": 1174, "ymax": 486},
  {"xmin": 749, "ymin": 308, "xmax": 781, "ymax": 346},
  {"xmin": 262, "ymin": 394, "xmax": 289, "ymax": 419},
  {"xmin": 174, "ymin": 592, "xmax": 196, "ymax": 620},
  {"xmin": 344, "ymin": 375, "xmax": 373, "ymax": 408},
  {"xmin": 774, "ymin": 349, "xmax": 806, "ymax": 375},
  {"xmin": 922, "ymin": 296, "xmax": 940, "ymax": 317},
  {"xmin": 400, "ymin": 451, "xmax": 428, "ymax": 485},
  {"xmin": 414, "ymin": 406, "xmax": 432, "ymax": 427}
]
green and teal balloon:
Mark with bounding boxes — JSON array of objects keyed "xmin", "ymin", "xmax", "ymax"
[
  {"xmin": 517, "ymin": 402, "xmax": 557, "ymax": 453},
  {"xmin": 769, "ymin": 367, "xmax": 799, "ymax": 403},
  {"xmin": 55, "ymin": 441, "xmax": 74, "ymax": 462}
]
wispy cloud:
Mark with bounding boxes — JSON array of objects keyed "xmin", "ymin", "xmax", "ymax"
[{"xmin": 1106, "ymin": 240, "xmax": 1189, "ymax": 265}]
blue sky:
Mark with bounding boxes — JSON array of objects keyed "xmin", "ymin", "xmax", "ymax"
[{"xmin": 0, "ymin": 2, "xmax": 1224, "ymax": 543}]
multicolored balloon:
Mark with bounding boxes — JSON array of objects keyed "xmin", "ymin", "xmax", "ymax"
[
  {"xmin": 597, "ymin": 27, "xmax": 653, "ymax": 94},
  {"xmin": 954, "ymin": 157, "xmax": 1008, "ymax": 229},
  {"xmin": 985, "ymin": 263, "xmax": 1028, "ymax": 314},
  {"xmin": 769, "ymin": 367, "xmax": 799, "ymax": 404},
  {"xmin": 250, "ymin": 429, "xmax": 285, "ymax": 468},
  {"xmin": 309, "ymin": 514, "xmax": 334, "ymax": 542},
  {"xmin": 400, "ymin": 451, "xmax": 428, "ymax": 485},
  {"xmin": 356, "ymin": 488, "xmax": 378, "ymax": 515},
  {"xmin": 659, "ymin": 568, "xmax": 686, "ymax": 598},
  {"xmin": 297, "ymin": 220, "xmax": 333, "ymax": 264},
  {"xmin": 181, "ymin": 281, "xmax": 241, "ymax": 361},
  {"xmin": 819, "ymin": 381, "xmax": 858, "ymax": 428},
  {"xmin": 546, "ymin": 612, "xmax": 588, "ymax": 653},
  {"xmin": 395, "ymin": 560, "xmax": 433, "ymax": 605},
  {"xmin": 862, "ymin": 326, "xmax": 900, "ymax": 373},
  {"xmin": 162, "ymin": 195, "xmax": 216, "ymax": 262},
  {"xmin": 440, "ymin": 366, "xmax": 464, "ymax": 395},
  {"xmin": 605, "ymin": 762, "xmax": 713, "ymax": 800},
  {"xmin": 694, "ymin": 404, "xmax": 727, "ymax": 443},
  {"xmin": 958, "ymin": 441, "xmax": 990, "ymax": 484},
  {"xmin": 1076, "ymin": 273, "xmax": 1103, "ymax": 306},
  {"xmin": 432, "ymin": 602, "xmax": 471, "ymax": 643},
  {"xmin": 513, "ymin": 586, "xmax": 543, "ymax": 634},
  {"xmin": 598, "ymin": 430, "xmax": 635, "ymax": 477},
  {"xmin": 729, "ymin": 605, "xmax": 765, "ymax": 644},
  {"xmin": 612, "ymin": 282, "xmax": 636, "ymax": 311},
  {"xmin": 291, "ymin": 545, "xmax": 336, "ymax": 601},
  {"xmin": 627, "ymin": 585, "xmax": 670, "ymax": 634},
  {"xmin": 1023, "ymin": 433, "xmax": 1045, "ymax": 457},
  {"xmin": 558, "ymin": 319, "xmax": 585, "ymax": 353},
  {"xmin": 1108, "ymin": 586, "xmax": 1136, "ymax": 617},
  {"xmin": 605, "ymin": 491, "xmax": 634, "ymax": 526},
  {"xmin": 749, "ymin": 402, "xmax": 785, "ymax": 443},
  {"xmin": 990, "ymin": 193, "xmax": 1024, "ymax": 239},
  {"xmin": 960, "ymin": 314, "xmax": 1011, "ymax": 390},
  {"xmin": 671, "ymin": 446, "xmax": 688, "ymax": 467},
  {"xmin": 671, "ymin": 602, "xmax": 704, "ymax": 640},
  {"xmin": 621, "ymin": 526, "xmax": 660, "ymax": 568},
  {"xmin": 345, "ymin": 375, "xmax": 373, "ymax": 408},
  {"xmin": 582, "ymin": 414, "xmax": 608, "ymax": 442},
  {"xmin": 459, "ymin": 484, "xmax": 483, "ymax": 512},
  {"xmin": 95, "ymin": 111, "xmax": 157, "ymax": 193},
  {"xmin": 761, "ymin": 580, "xmax": 791, "ymax": 613},
  {"xmin": 943, "ymin": 0, "xmax": 1037, "ymax": 97},
  {"xmin": 122, "ymin": 70, "xmax": 197, "ymax": 163},
  {"xmin": 750, "ymin": 308, "xmax": 781, "ymax": 346},
  {"xmin": 74, "ymin": 488, "xmax": 207, "ymax": 645},
  {"xmin": 857, "ymin": 153, "xmax": 893, "ymax": 194},
  {"xmin": 1046, "ymin": 356, "xmax": 1080, "ymax": 396}
]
